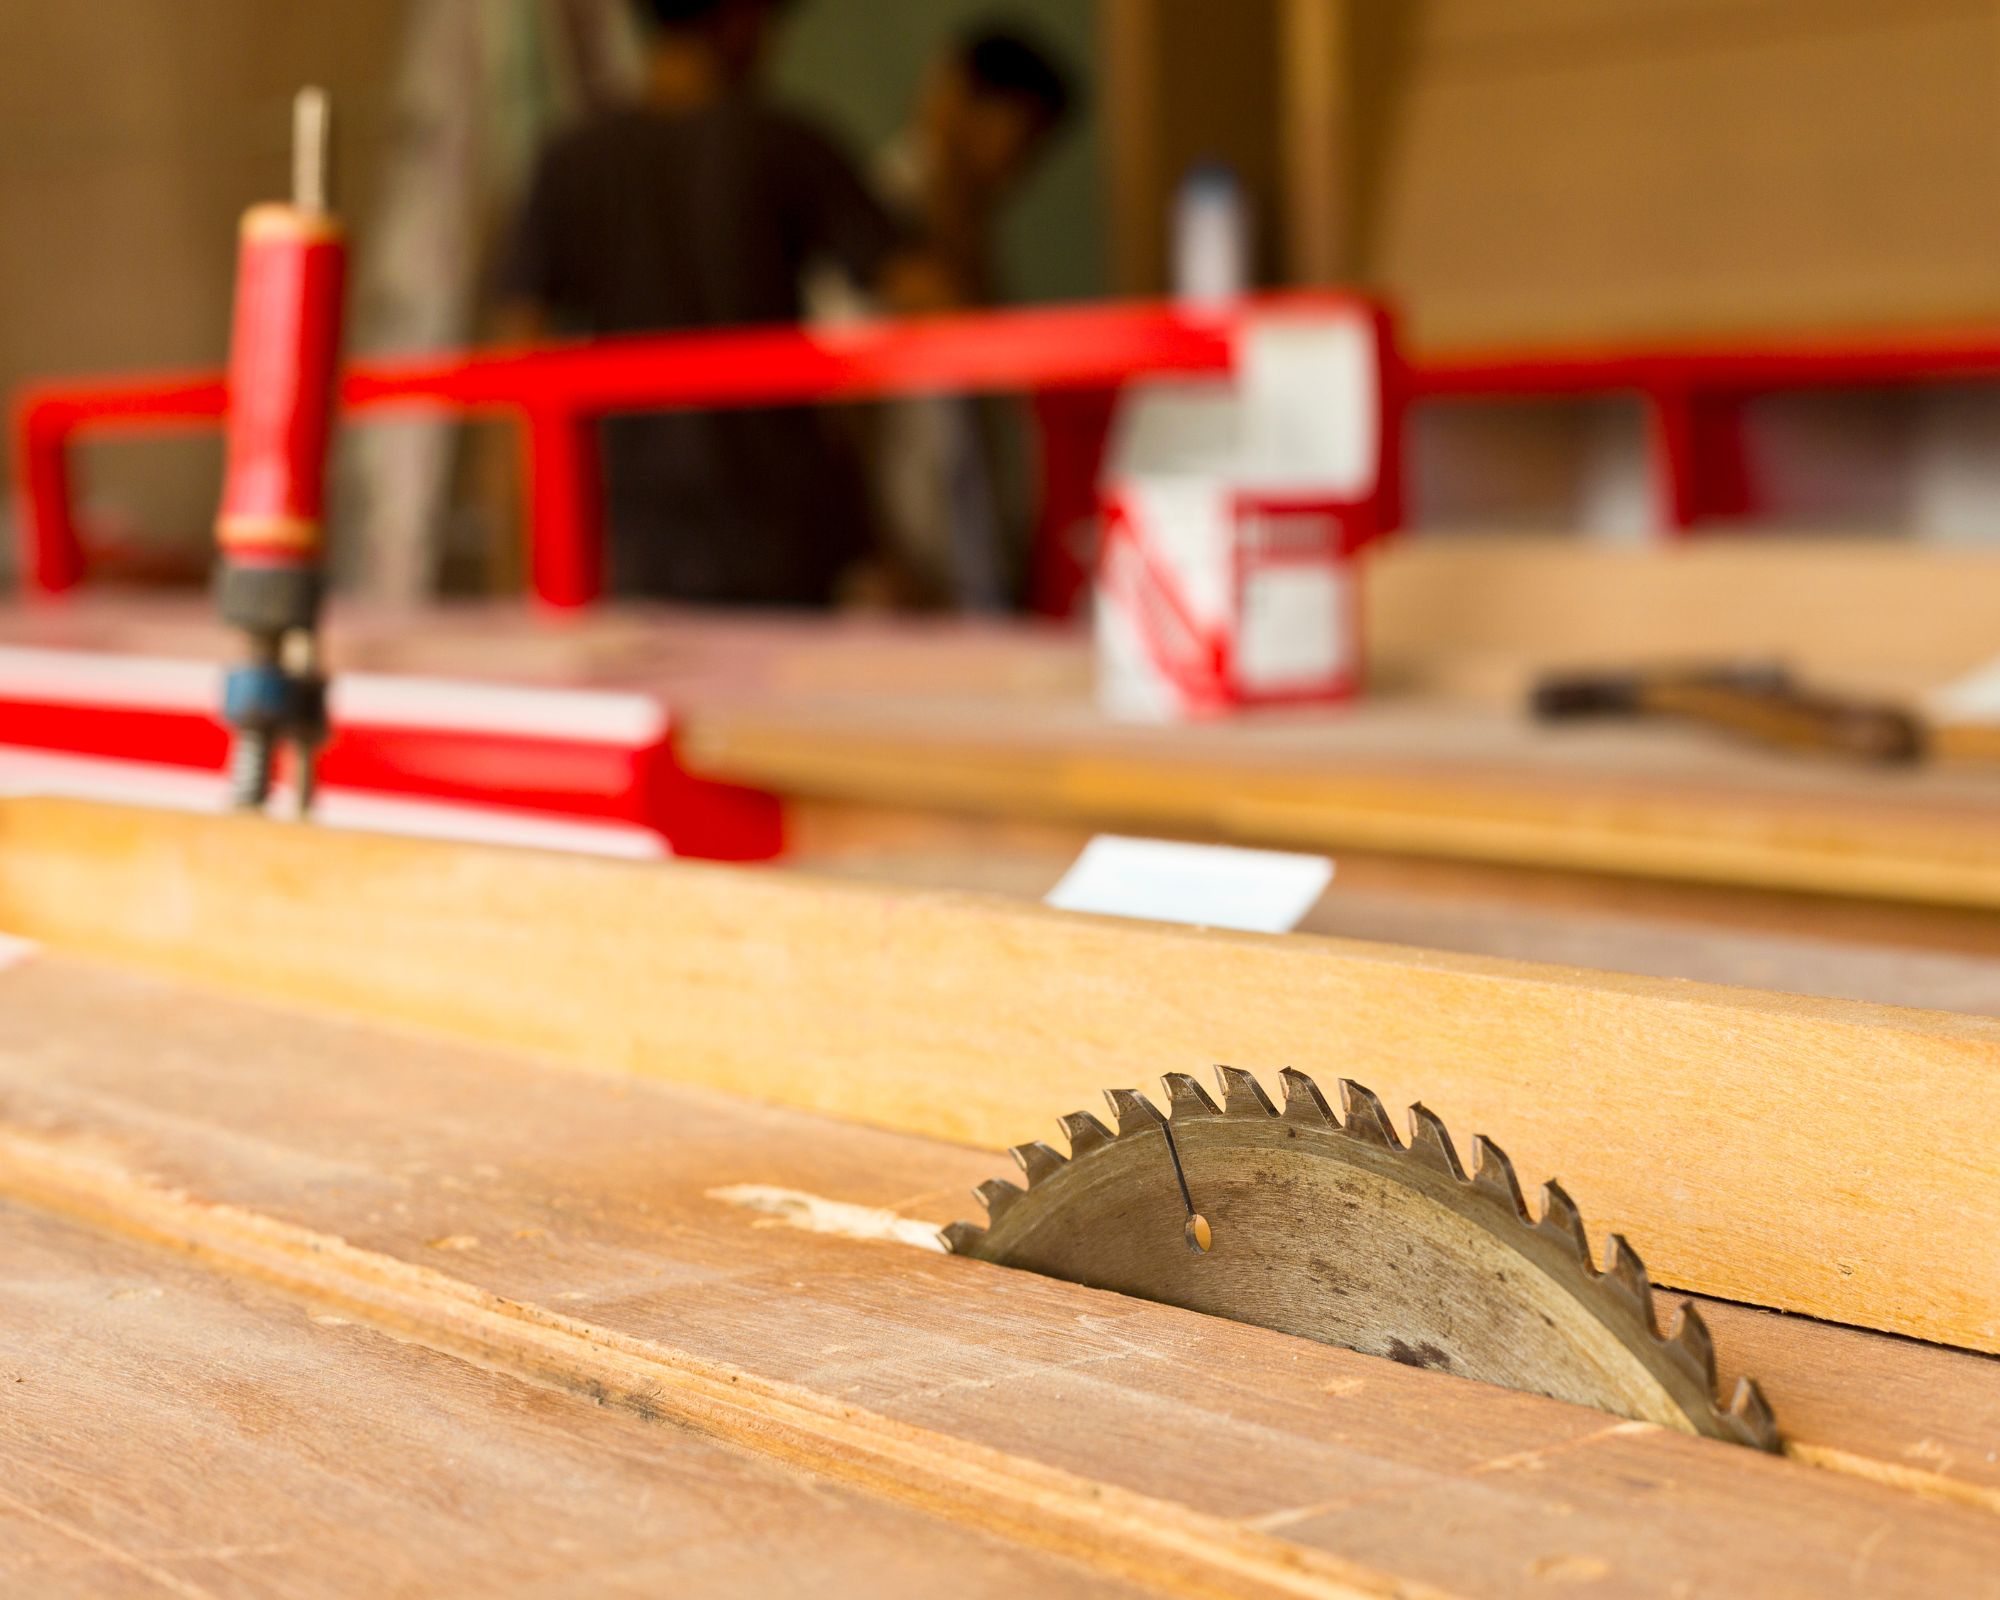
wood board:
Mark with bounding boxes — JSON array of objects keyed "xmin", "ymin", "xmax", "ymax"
[
  {"xmin": 668, "ymin": 539, "xmax": 2000, "ymax": 909},
  {"xmin": 0, "ymin": 1202, "xmax": 1136, "ymax": 1600},
  {"xmin": 695, "ymin": 702, "xmax": 2000, "ymax": 908},
  {"xmin": 1, "ymin": 951, "xmax": 1996, "ymax": 1597},
  {"xmin": 785, "ymin": 799, "xmax": 2000, "ymax": 1015},
  {"xmin": 2, "ymin": 797, "xmax": 1997, "ymax": 1361}
]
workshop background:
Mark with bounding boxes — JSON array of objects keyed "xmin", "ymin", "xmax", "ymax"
[
  {"xmin": 9, "ymin": 0, "xmax": 2000, "ymax": 601},
  {"xmin": 7, "ymin": 5, "xmax": 2000, "ymax": 1593}
]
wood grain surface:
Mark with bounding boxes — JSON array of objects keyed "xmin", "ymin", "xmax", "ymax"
[
  {"xmin": 0, "ymin": 1203, "xmax": 1146, "ymax": 1600},
  {"xmin": 2, "ymin": 798, "xmax": 1997, "ymax": 1359},
  {"xmin": 785, "ymin": 800, "xmax": 2000, "ymax": 1015},
  {"xmin": 687, "ymin": 701, "xmax": 2000, "ymax": 909},
  {"xmin": 0, "ymin": 953, "xmax": 1995, "ymax": 1597}
]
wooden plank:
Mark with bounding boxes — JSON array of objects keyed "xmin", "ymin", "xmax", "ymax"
[
  {"xmin": 0, "ymin": 1144, "xmax": 1398, "ymax": 1600},
  {"xmin": 1370, "ymin": 0, "xmax": 2000, "ymax": 347},
  {"xmin": 1, "ymin": 954, "xmax": 1995, "ymax": 1596},
  {"xmin": 683, "ymin": 667, "xmax": 2000, "ymax": 909},
  {"xmin": 1, "ymin": 798, "xmax": 1997, "ymax": 1358},
  {"xmin": 0, "ymin": 1203, "xmax": 1148, "ymax": 1600},
  {"xmin": 1366, "ymin": 536, "xmax": 2000, "ymax": 694},
  {"xmin": 787, "ymin": 795, "xmax": 2000, "ymax": 963},
  {"xmin": 787, "ymin": 799, "xmax": 2000, "ymax": 1013}
]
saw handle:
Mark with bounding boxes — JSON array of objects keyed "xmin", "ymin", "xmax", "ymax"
[
  {"xmin": 214, "ymin": 203, "xmax": 347, "ymax": 565},
  {"xmin": 213, "ymin": 88, "xmax": 346, "ymax": 815},
  {"xmin": 1639, "ymin": 680, "xmax": 1925, "ymax": 765}
]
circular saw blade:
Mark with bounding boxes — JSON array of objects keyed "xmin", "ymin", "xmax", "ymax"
[{"xmin": 944, "ymin": 1066, "xmax": 1777, "ymax": 1451}]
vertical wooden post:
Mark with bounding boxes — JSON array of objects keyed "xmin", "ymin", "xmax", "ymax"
[
  {"xmin": 1278, "ymin": 0, "xmax": 1355, "ymax": 286},
  {"xmin": 1102, "ymin": 1, "xmax": 1290, "ymax": 295},
  {"xmin": 1101, "ymin": 0, "xmax": 1165, "ymax": 297}
]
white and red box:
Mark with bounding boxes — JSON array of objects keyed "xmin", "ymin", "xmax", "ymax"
[{"xmin": 1096, "ymin": 303, "xmax": 1394, "ymax": 722}]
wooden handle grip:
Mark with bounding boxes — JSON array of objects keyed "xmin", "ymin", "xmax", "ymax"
[{"xmin": 1642, "ymin": 682, "xmax": 1926, "ymax": 764}]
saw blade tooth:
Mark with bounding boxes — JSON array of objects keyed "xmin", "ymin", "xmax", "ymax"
[
  {"xmin": 1535, "ymin": 1180, "xmax": 1595, "ymax": 1269},
  {"xmin": 1058, "ymin": 1110, "xmax": 1115, "ymax": 1158},
  {"xmin": 1663, "ymin": 1301, "xmax": 1719, "ymax": 1389},
  {"xmin": 1600, "ymin": 1234, "xmax": 1658, "ymax": 1334},
  {"xmin": 1727, "ymin": 1377, "xmax": 1782, "ymax": 1452},
  {"xmin": 1470, "ymin": 1135, "xmax": 1530, "ymax": 1219},
  {"xmin": 1214, "ymin": 1064, "xmax": 1277, "ymax": 1117},
  {"xmin": 1104, "ymin": 1087, "xmax": 1166, "ymax": 1138},
  {"xmin": 1279, "ymin": 1067, "xmax": 1336, "ymax": 1125},
  {"xmin": 1404, "ymin": 1103, "xmax": 1467, "ymax": 1179},
  {"xmin": 1337, "ymin": 1080, "xmax": 1401, "ymax": 1148},
  {"xmin": 975, "ymin": 1177, "xmax": 1028, "ymax": 1224},
  {"xmin": 1163, "ymin": 1072, "xmax": 1222, "ymax": 1121},
  {"xmin": 939, "ymin": 1220, "xmax": 988, "ymax": 1255},
  {"xmin": 1010, "ymin": 1140, "xmax": 1069, "ymax": 1187}
]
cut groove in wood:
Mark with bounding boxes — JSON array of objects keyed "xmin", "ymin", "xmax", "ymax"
[
  {"xmin": 1783, "ymin": 1442, "xmax": 2000, "ymax": 1520},
  {"xmin": 0, "ymin": 1124, "xmax": 1448, "ymax": 1600}
]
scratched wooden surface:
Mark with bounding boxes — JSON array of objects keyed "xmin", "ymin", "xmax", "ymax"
[
  {"xmin": 0, "ymin": 952, "xmax": 1995, "ymax": 1598},
  {"xmin": 0, "ymin": 1201, "xmax": 1149, "ymax": 1600}
]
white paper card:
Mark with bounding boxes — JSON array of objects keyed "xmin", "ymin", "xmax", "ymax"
[{"xmin": 1045, "ymin": 835, "xmax": 1334, "ymax": 934}]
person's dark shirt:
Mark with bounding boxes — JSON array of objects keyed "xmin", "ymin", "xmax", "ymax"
[{"xmin": 503, "ymin": 99, "xmax": 904, "ymax": 606}]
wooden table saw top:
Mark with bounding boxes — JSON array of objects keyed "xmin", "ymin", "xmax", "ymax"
[
  {"xmin": 0, "ymin": 798, "xmax": 1997, "ymax": 1594},
  {"xmin": 4, "ymin": 947, "xmax": 1997, "ymax": 1599}
]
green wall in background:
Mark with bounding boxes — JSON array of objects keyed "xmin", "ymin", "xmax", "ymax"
[{"xmin": 772, "ymin": 0, "xmax": 1105, "ymax": 305}]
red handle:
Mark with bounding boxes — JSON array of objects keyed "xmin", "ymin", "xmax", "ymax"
[{"xmin": 215, "ymin": 204, "xmax": 347, "ymax": 565}]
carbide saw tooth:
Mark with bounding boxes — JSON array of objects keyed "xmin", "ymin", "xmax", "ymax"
[
  {"xmin": 1010, "ymin": 1140, "xmax": 1068, "ymax": 1187},
  {"xmin": 1058, "ymin": 1110, "xmax": 1115, "ymax": 1158},
  {"xmin": 1663, "ymin": 1302, "xmax": 1719, "ymax": 1389},
  {"xmin": 1600, "ymin": 1235, "xmax": 1658, "ymax": 1334},
  {"xmin": 1163, "ymin": 1072, "xmax": 1222, "ymax": 1120},
  {"xmin": 1214, "ymin": 1064, "xmax": 1276, "ymax": 1117},
  {"xmin": 1280, "ymin": 1067, "xmax": 1335, "ymax": 1125},
  {"xmin": 1404, "ymin": 1104, "xmax": 1467, "ymax": 1179},
  {"xmin": 1104, "ymin": 1088, "xmax": 1166, "ymax": 1138},
  {"xmin": 1536, "ymin": 1180, "xmax": 1594, "ymax": 1267},
  {"xmin": 1471, "ymin": 1136, "xmax": 1529, "ymax": 1219},
  {"xmin": 1727, "ymin": 1377, "xmax": 1781, "ymax": 1452},
  {"xmin": 939, "ymin": 1220, "xmax": 987, "ymax": 1255},
  {"xmin": 975, "ymin": 1177, "xmax": 1027, "ymax": 1223},
  {"xmin": 1338, "ymin": 1080, "xmax": 1400, "ymax": 1147}
]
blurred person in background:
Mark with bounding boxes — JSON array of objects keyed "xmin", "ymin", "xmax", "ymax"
[
  {"xmin": 819, "ymin": 22, "xmax": 1078, "ymax": 611},
  {"xmin": 499, "ymin": 0, "xmax": 951, "ymax": 607},
  {"xmin": 889, "ymin": 26, "xmax": 1076, "ymax": 308}
]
